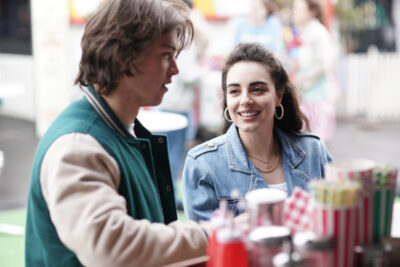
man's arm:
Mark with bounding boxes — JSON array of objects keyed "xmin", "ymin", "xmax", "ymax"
[{"xmin": 41, "ymin": 133, "xmax": 207, "ymax": 267}]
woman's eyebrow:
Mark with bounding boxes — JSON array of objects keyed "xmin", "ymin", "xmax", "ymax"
[
  {"xmin": 249, "ymin": 81, "xmax": 269, "ymax": 87},
  {"xmin": 227, "ymin": 83, "xmax": 240, "ymax": 87},
  {"xmin": 227, "ymin": 81, "xmax": 269, "ymax": 88}
]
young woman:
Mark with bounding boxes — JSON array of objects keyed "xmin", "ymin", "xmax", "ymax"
[{"xmin": 182, "ymin": 43, "xmax": 332, "ymax": 222}]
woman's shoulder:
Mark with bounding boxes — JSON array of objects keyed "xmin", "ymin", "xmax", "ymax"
[
  {"xmin": 290, "ymin": 131, "xmax": 320, "ymax": 140},
  {"xmin": 277, "ymin": 129, "xmax": 332, "ymax": 164},
  {"xmin": 281, "ymin": 130, "xmax": 324, "ymax": 148},
  {"xmin": 186, "ymin": 134, "xmax": 227, "ymax": 159}
]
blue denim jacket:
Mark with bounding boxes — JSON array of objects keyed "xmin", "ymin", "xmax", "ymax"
[{"xmin": 182, "ymin": 124, "xmax": 332, "ymax": 222}]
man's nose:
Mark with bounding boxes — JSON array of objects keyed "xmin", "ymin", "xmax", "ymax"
[{"xmin": 169, "ymin": 58, "xmax": 179, "ymax": 76}]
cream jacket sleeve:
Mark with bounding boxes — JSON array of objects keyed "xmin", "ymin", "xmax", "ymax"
[{"xmin": 40, "ymin": 133, "xmax": 207, "ymax": 267}]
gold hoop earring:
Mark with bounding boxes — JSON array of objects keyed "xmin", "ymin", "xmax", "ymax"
[
  {"xmin": 224, "ymin": 107, "xmax": 233, "ymax": 122},
  {"xmin": 275, "ymin": 104, "xmax": 284, "ymax": 120}
]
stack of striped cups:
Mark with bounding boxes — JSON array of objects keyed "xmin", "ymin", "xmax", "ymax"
[
  {"xmin": 325, "ymin": 159, "xmax": 376, "ymax": 245},
  {"xmin": 373, "ymin": 164, "xmax": 398, "ymax": 243},
  {"xmin": 309, "ymin": 179, "xmax": 361, "ymax": 267}
]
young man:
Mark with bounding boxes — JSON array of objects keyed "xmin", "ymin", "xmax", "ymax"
[{"xmin": 25, "ymin": 0, "xmax": 207, "ymax": 266}]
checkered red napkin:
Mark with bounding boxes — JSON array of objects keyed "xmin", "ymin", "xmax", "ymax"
[{"xmin": 283, "ymin": 187, "xmax": 312, "ymax": 233}]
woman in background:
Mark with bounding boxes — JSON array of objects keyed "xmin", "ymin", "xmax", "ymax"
[
  {"xmin": 182, "ymin": 43, "xmax": 332, "ymax": 222},
  {"xmin": 232, "ymin": 0, "xmax": 284, "ymax": 57},
  {"xmin": 291, "ymin": 0, "xmax": 339, "ymax": 143}
]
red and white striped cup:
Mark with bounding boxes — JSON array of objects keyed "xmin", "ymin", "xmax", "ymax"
[
  {"xmin": 311, "ymin": 202, "xmax": 358, "ymax": 267},
  {"xmin": 325, "ymin": 159, "xmax": 376, "ymax": 244}
]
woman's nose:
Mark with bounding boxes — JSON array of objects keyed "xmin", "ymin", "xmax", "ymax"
[{"xmin": 240, "ymin": 92, "xmax": 253, "ymax": 105}]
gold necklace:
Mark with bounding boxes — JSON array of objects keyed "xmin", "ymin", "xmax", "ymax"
[
  {"xmin": 247, "ymin": 144, "xmax": 280, "ymax": 173},
  {"xmin": 248, "ymin": 154, "xmax": 280, "ymax": 173}
]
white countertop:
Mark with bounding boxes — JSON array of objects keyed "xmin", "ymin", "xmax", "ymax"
[{"xmin": 137, "ymin": 109, "xmax": 188, "ymax": 133}]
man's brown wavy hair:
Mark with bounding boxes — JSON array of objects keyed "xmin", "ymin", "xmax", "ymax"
[{"xmin": 75, "ymin": 0, "xmax": 194, "ymax": 96}]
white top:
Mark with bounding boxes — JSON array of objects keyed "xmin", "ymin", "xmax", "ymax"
[
  {"xmin": 245, "ymin": 188, "xmax": 287, "ymax": 206},
  {"xmin": 297, "ymin": 18, "xmax": 333, "ymax": 90},
  {"xmin": 268, "ymin": 182, "xmax": 288, "ymax": 193}
]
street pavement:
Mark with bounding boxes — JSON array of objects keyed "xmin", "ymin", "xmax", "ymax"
[{"xmin": 0, "ymin": 115, "xmax": 399, "ymax": 210}]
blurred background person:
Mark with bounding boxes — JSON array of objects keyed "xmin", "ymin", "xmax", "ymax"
[
  {"xmin": 231, "ymin": 0, "xmax": 285, "ymax": 58},
  {"xmin": 185, "ymin": 0, "xmax": 210, "ymax": 62},
  {"xmin": 158, "ymin": 0, "xmax": 209, "ymax": 209},
  {"xmin": 290, "ymin": 0, "xmax": 339, "ymax": 143},
  {"xmin": 159, "ymin": 0, "xmax": 209, "ymax": 142}
]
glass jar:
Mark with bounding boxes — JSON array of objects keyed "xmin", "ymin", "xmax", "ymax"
[
  {"xmin": 293, "ymin": 231, "xmax": 334, "ymax": 267},
  {"xmin": 245, "ymin": 188, "xmax": 287, "ymax": 229},
  {"xmin": 273, "ymin": 251, "xmax": 308, "ymax": 267},
  {"xmin": 354, "ymin": 243, "xmax": 392, "ymax": 267},
  {"xmin": 248, "ymin": 226, "xmax": 291, "ymax": 267}
]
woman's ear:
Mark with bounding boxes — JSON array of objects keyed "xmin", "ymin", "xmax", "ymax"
[{"xmin": 276, "ymin": 89, "xmax": 284, "ymax": 105}]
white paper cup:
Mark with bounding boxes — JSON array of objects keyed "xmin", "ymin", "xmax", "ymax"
[
  {"xmin": 325, "ymin": 159, "xmax": 376, "ymax": 193},
  {"xmin": 245, "ymin": 188, "xmax": 287, "ymax": 228}
]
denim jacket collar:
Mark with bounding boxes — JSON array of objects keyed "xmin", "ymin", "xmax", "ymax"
[
  {"xmin": 225, "ymin": 124, "xmax": 306, "ymax": 173},
  {"xmin": 225, "ymin": 125, "xmax": 252, "ymax": 174}
]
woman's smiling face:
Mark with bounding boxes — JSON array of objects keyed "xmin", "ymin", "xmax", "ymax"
[{"xmin": 226, "ymin": 61, "xmax": 282, "ymax": 134}]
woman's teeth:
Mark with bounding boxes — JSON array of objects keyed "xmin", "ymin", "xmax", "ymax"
[{"xmin": 240, "ymin": 112, "xmax": 258, "ymax": 117}]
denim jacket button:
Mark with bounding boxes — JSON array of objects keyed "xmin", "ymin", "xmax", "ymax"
[
  {"xmin": 207, "ymin": 142, "xmax": 214, "ymax": 147},
  {"xmin": 157, "ymin": 137, "xmax": 164, "ymax": 144},
  {"xmin": 165, "ymin": 185, "xmax": 172, "ymax": 192}
]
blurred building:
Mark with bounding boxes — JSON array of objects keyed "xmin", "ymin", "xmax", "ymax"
[{"xmin": 0, "ymin": 0, "xmax": 400, "ymax": 142}]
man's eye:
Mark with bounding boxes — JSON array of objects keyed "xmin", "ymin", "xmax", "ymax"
[
  {"xmin": 229, "ymin": 88, "xmax": 239, "ymax": 94},
  {"xmin": 163, "ymin": 53, "xmax": 173, "ymax": 60}
]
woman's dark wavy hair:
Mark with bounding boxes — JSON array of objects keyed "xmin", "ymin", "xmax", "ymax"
[
  {"xmin": 75, "ymin": 0, "xmax": 194, "ymax": 96},
  {"xmin": 221, "ymin": 42, "xmax": 309, "ymax": 133}
]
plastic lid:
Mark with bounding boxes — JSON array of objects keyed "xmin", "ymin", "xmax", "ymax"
[
  {"xmin": 273, "ymin": 252, "xmax": 307, "ymax": 267},
  {"xmin": 249, "ymin": 226, "xmax": 291, "ymax": 247},
  {"xmin": 216, "ymin": 227, "xmax": 242, "ymax": 243},
  {"xmin": 326, "ymin": 159, "xmax": 376, "ymax": 172},
  {"xmin": 293, "ymin": 231, "xmax": 335, "ymax": 251},
  {"xmin": 354, "ymin": 243, "xmax": 392, "ymax": 258}
]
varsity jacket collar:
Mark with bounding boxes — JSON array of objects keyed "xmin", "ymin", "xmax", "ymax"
[{"xmin": 82, "ymin": 85, "xmax": 151, "ymax": 140}]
